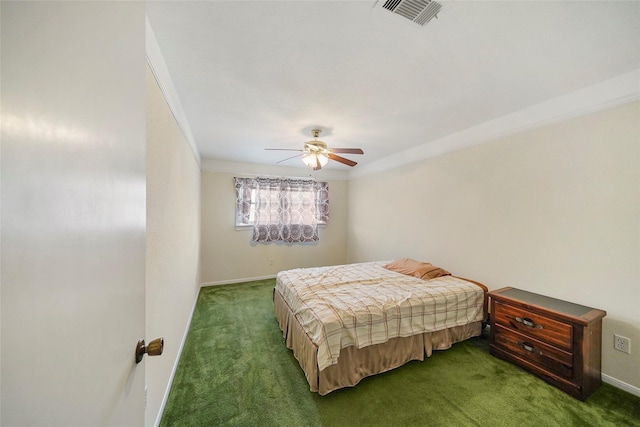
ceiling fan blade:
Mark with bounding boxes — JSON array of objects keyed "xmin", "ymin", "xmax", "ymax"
[
  {"xmin": 276, "ymin": 153, "xmax": 304, "ymax": 164},
  {"xmin": 266, "ymin": 148, "xmax": 304, "ymax": 152},
  {"xmin": 330, "ymin": 148, "xmax": 364, "ymax": 155},
  {"xmin": 328, "ymin": 153, "xmax": 357, "ymax": 167}
]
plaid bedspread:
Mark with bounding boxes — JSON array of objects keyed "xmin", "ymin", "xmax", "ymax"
[{"xmin": 275, "ymin": 261, "xmax": 485, "ymax": 371}]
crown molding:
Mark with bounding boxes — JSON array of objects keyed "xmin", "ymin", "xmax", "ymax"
[
  {"xmin": 145, "ymin": 16, "xmax": 201, "ymax": 166},
  {"xmin": 350, "ymin": 69, "xmax": 640, "ymax": 179}
]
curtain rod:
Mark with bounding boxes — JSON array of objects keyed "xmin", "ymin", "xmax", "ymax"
[{"xmin": 234, "ymin": 173, "xmax": 318, "ymax": 181}]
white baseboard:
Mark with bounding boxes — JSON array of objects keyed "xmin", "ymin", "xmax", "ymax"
[
  {"xmin": 153, "ymin": 290, "xmax": 200, "ymax": 427},
  {"xmin": 200, "ymin": 275, "xmax": 277, "ymax": 287},
  {"xmin": 602, "ymin": 374, "xmax": 640, "ymax": 397}
]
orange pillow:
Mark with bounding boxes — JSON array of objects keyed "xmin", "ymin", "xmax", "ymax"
[
  {"xmin": 384, "ymin": 258, "xmax": 451, "ymax": 280},
  {"xmin": 420, "ymin": 264, "xmax": 451, "ymax": 280}
]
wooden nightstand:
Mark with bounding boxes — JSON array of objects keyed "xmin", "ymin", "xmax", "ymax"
[{"xmin": 489, "ymin": 287, "xmax": 606, "ymax": 401}]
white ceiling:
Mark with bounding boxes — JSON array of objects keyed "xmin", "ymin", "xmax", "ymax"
[{"xmin": 146, "ymin": 1, "xmax": 640, "ymax": 173}]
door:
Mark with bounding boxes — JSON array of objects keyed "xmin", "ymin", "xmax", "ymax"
[{"xmin": 1, "ymin": 2, "xmax": 147, "ymax": 425}]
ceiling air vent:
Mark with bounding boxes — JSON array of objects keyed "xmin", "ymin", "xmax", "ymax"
[{"xmin": 374, "ymin": 0, "xmax": 443, "ymax": 27}]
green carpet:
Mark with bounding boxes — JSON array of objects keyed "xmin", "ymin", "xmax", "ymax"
[{"xmin": 160, "ymin": 280, "xmax": 640, "ymax": 426}]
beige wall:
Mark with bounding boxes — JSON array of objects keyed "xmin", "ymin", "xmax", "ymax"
[
  {"xmin": 146, "ymin": 66, "xmax": 201, "ymax": 425},
  {"xmin": 348, "ymin": 101, "xmax": 640, "ymax": 391},
  {"xmin": 200, "ymin": 164, "xmax": 349, "ymax": 284}
]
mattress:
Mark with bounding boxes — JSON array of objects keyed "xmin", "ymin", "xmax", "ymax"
[{"xmin": 275, "ymin": 261, "xmax": 486, "ymax": 371}]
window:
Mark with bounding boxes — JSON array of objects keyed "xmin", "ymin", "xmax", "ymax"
[{"xmin": 234, "ymin": 177, "xmax": 329, "ymax": 243}]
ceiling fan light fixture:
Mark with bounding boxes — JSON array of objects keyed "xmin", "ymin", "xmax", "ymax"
[{"xmin": 302, "ymin": 152, "xmax": 329, "ymax": 169}]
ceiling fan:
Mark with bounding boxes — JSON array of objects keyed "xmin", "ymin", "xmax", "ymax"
[{"xmin": 266, "ymin": 129, "xmax": 364, "ymax": 170}]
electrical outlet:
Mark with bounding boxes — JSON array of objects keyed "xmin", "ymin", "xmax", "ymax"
[
  {"xmin": 269, "ymin": 258, "xmax": 274, "ymax": 265},
  {"xmin": 614, "ymin": 334, "xmax": 631, "ymax": 354}
]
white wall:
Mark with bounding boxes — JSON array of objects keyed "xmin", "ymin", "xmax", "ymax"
[
  {"xmin": 200, "ymin": 161, "xmax": 349, "ymax": 284},
  {"xmin": 1, "ymin": 2, "xmax": 147, "ymax": 425},
  {"xmin": 145, "ymin": 65, "xmax": 201, "ymax": 426},
  {"xmin": 348, "ymin": 101, "xmax": 640, "ymax": 392}
]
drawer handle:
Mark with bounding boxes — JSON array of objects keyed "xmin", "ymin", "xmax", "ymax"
[
  {"xmin": 517, "ymin": 341, "xmax": 541, "ymax": 355},
  {"xmin": 515, "ymin": 317, "xmax": 543, "ymax": 329}
]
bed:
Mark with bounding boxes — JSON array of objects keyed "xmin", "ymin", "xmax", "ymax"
[{"xmin": 273, "ymin": 259, "xmax": 488, "ymax": 395}]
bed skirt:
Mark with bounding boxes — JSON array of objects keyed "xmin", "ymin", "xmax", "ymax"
[{"xmin": 273, "ymin": 288, "xmax": 482, "ymax": 395}]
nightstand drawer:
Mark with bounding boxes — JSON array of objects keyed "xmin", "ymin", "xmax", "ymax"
[
  {"xmin": 493, "ymin": 300, "xmax": 573, "ymax": 350},
  {"xmin": 493, "ymin": 324, "xmax": 573, "ymax": 379}
]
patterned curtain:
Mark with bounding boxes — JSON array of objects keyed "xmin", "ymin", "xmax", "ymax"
[
  {"xmin": 234, "ymin": 177, "xmax": 329, "ymax": 243},
  {"xmin": 234, "ymin": 177, "xmax": 255, "ymax": 226}
]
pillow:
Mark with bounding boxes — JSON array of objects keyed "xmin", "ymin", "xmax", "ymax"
[
  {"xmin": 384, "ymin": 258, "xmax": 451, "ymax": 280},
  {"xmin": 419, "ymin": 264, "xmax": 451, "ymax": 280}
]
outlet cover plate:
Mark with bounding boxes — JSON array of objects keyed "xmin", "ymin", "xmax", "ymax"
[{"xmin": 614, "ymin": 334, "xmax": 631, "ymax": 354}]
